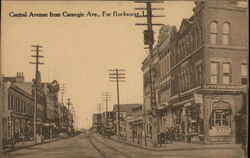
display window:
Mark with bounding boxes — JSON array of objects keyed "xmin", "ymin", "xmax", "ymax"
[
  {"xmin": 210, "ymin": 109, "xmax": 231, "ymax": 127},
  {"xmin": 209, "ymin": 107, "xmax": 232, "ymax": 136}
]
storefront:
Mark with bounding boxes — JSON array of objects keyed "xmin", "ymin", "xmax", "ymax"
[
  {"xmin": 201, "ymin": 84, "xmax": 244, "ymax": 143},
  {"xmin": 130, "ymin": 120, "xmax": 143, "ymax": 144}
]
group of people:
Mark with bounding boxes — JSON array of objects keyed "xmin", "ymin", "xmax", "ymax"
[{"xmin": 157, "ymin": 127, "xmax": 182, "ymax": 146}]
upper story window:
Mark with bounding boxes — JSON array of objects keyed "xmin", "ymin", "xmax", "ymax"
[
  {"xmin": 163, "ymin": 58, "xmax": 167, "ymax": 74},
  {"xmin": 167, "ymin": 54, "xmax": 170, "ymax": 72},
  {"xmin": 196, "ymin": 63, "xmax": 202, "ymax": 85},
  {"xmin": 8, "ymin": 95, "xmax": 11, "ymax": 109},
  {"xmin": 241, "ymin": 63, "xmax": 247, "ymax": 84},
  {"xmin": 211, "ymin": 62, "xmax": 219, "ymax": 84},
  {"xmin": 222, "ymin": 62, "xmax": 231, "ymax": 84},
  {"xmin": 222, "ymin": 22, "xmax": 230, "ymax": 45},
  {"xmin": 210, "ymin": 21, "xmax": 217, "ymax": 44}
]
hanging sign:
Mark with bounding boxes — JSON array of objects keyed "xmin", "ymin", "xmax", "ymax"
[{"xmin": 194, "ymin": 93, "xmax": 203, "ymax": 104}]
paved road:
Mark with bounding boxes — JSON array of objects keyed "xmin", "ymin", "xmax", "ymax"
[{"xmin": 3, "ymin": 134, "xmax": 244, "ymax": 158}]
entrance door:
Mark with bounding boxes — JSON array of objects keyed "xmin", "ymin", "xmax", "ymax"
[{"xmin": 235, "ymin": 114, "xmax": 243, "ymax": 143}]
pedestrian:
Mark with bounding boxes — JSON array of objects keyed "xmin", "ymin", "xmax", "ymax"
[{"xmin": 164, "ymin": 129, "xmax": 168, "ymax": 145}]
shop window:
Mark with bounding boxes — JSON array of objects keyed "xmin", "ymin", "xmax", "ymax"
[
  {"xmin": 222, "ymin": 62, "xmax": 231, "ymax": 84},
  {"xmin": 222, "ymin": 22, "xmax": 230, "ymax": 45},
  {"xmin": 210, "ymin": 109, "xmax": 231, "ymax": 127},
  {"xmin": 211, "ymin": 62, "xmax": 219, "ymax": 84},
  {"xmin": 210, "ymin": 21, "xmax": 217, "ymax": 44},
  {"xmin": 241, "ymin": 63, "xmax": 247, "ymax": 84}
]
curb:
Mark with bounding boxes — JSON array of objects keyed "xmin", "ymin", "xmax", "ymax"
[
  {"xmin": 108, "ymin": 137, "xmax": 241, "ymax": 152},
  {"xmin": 2, "ymin": 138, "xmax": 59, "ymax": 154}
]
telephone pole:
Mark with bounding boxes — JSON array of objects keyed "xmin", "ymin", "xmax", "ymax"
[
  {"xmin": 109, "ymin": 69, "xmax": 125, "ymax": 139},
  {"xmin": 66, "ymin": 98, "xmax": 72, "ymax": 110},
  {"xmin": 97, "ymin": 103, "xmax": 103, "ymax": 134},
  {"xmin": 30, "ymin": 44, "xmax": 44, "ymax": 144},
  {"xmin": 135, "ymin": 0, "xmax": 165, "ymax": 146},
  {"xmin": 60, "ymin": 84, "xmax": 66, "ymax": 103},
  {"xmin": 101, "ymin": 92, "xmax": 111, "ymax": 126}
]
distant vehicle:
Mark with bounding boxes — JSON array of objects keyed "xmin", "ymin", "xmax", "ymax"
[
  {"xmin": 59, "ymin": 133, "xmax": 69, "ymax": 139},
  {"xmin": 103, "ymin": 128, "xmax": 111, "ymax": 138}
]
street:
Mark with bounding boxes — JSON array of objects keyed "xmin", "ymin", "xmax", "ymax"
[{"xmin": 3, "ymin": 134, "xmax": 244, "ymax": 158}]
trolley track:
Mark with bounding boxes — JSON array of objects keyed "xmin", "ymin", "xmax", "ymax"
[{"xmin": 87, "ymin": 135, "xmax": 133, "ymax": 158}]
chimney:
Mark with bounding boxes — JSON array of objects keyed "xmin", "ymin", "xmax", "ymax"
[{"xmin": 16, "ymin": 72, "xmax": 24, "ymax": 83}]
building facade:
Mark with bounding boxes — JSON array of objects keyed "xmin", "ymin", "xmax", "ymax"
[
  {"xmin": 1, "ymin": 73, "xmax": 74, "ymax": 146},
  {"xmin": 141, "ymin": 1, "xmax": 247, "ymax": 145}
]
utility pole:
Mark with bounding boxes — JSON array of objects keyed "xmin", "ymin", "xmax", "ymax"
[
  {"xmin": 66, "ymin": 98, "xmax": 71, "ymax": 110},
  {"xmin": 76, "ymin": 116, "xmax": 78, "ymax": 131},
  {"xmin": 60, "ymin": 84, "xmax": 66, "ymax": 103},
  {"xmin": 101, "ymin": 92, "xmax": 111, "ymax": 126},
  {"xmin": 135, "ymin": 0, "xmax": 165, "ymax": 146},
  {"xmin": 98, "ymin": 103, "xmax": 102, "ymax": 134},
  {"xmin": 30, "ymin": 44, "xmax": 44, "ymax": 144},
  {"xmin": 109, "ymin": 69, "xmax": 125, "ymax": 140}
]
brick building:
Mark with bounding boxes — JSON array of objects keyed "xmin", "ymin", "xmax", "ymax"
[
  {"xmin": 2, "ymin": 73, "xmax": 34, "ymax": 144},
  {"xmin": 142, "ymin": 1, "xmax": 247, "ymax": 145}
]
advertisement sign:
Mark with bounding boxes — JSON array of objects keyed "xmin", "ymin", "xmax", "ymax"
[{"xmin": 194, "ymin": 93, "xmax": 203, "ymax": 104}]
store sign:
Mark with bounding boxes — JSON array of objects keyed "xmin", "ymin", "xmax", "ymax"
[
  {"xmin": 203, "ymin": 84, "xmax": 244, "ymax": 89},
  {"xmin": 194, "ymin": 93, "xmax": 203, "ymax": 104}
]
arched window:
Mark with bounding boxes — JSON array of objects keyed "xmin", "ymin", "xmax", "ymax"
[
  {"xmin": 223, "ymin": 22, "xmax": 230, "ymax": 45},
  {"xmin": 210, "ymin": 21, "xmax": 217, "ymax": 44}
]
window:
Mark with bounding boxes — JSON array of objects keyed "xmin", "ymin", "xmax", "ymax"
[
  {"xmin": 183, "ymin": 71, "xmax": 187, "ymax": 91},
  {"xmin": 211, "ymin": 62, "xmax": 219, "ymax": 84},
  {"xmin": 196, "ymin": 26, "xmax": 200, "ymax": 47},
  {"xmin": 18, "ymin": 99, "xmax": 20, "ymax": 111},
  {"xmin": 11, "ymin": 96, "xmax": 14, "ymax": 109},
  {"xmin": 164, "ymin": 58, "xmax": 167, "ymax": 74},
  {"xmin": 196, "ymin": 64, "xmax": 202, "ymax": 85},
  {"xmin": 210, "ymin": 21, "xmax": 217, "ymax": 44},
  {"xmin": 176, "ymin": 48, "xmax": 180, "ymax": 62},
  {"xmin": 186, "ymin": 69, "xmax": 190, "ymax": 89},
  {"xmin": 8, "ymin": 95, "xmax": 11, "ymax": 109},
  {"xmin": 222, "ymin": 22, "xmax": 230, "ymax": 45},
  {"xmin": 167, "ymin": 54, "xmax": 170, "ymax": 72},
  {"xmin": 241, "ymin": 63, "xmax": 247, "ymax": 84},
  {"xmin": 222, "ymin": 62, "xmax": 231, "ymax": 84},
  {"xmin": 211, "ymin": 109, "xmax": 231, "ymax": 127},
  {"xmin": 15, "ymin": 97, "xmax": 17, "ymax": 111}
]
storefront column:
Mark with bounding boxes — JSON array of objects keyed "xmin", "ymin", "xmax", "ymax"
[{"xmin": 203, "ymin": 97, "xmax": 210, "ymax": 143}]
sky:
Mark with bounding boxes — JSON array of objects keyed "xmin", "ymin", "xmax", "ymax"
[{"xmin": 1, "ymin": 0, "xmax": 195, "ymax": 129}]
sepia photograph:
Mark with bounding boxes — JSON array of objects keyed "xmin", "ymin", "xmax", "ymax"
[{"xmin": 0, "ymin": 0, "xmax": 248, "ymax": 158}]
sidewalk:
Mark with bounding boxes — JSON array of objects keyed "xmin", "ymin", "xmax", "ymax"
[
  {"xmin": 2, "ymin": 138, "xmax": 59, "ymax": 153},
  {"xmin": 108, "ymin": 135, "xmax": 242, "ymax": 152}
]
